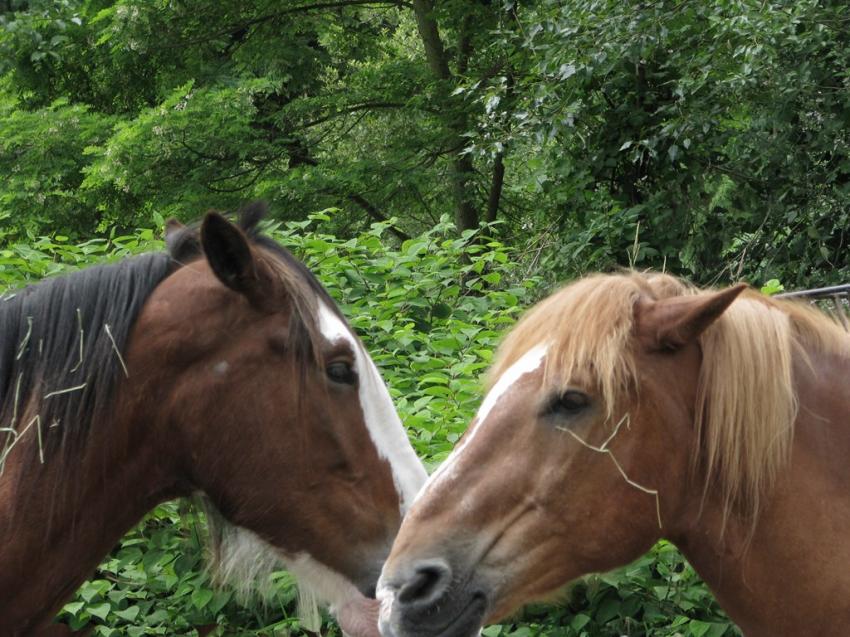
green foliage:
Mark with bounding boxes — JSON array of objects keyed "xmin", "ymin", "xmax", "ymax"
[
  {"xmin": 2, "ymin": 0, "xmax": 848, "ymax": 286},
  {"xmin": 0, "ymin": 93, "xmax": 116, "ymax": 239},
  {"xmin": 0, "ymin": 0, "xmax": 461, "ymax": 237},
  {"xmin": 79, "ymin": 78, "xmax": 286, "ymax": 226},
  {"xmin": 56, "ymin": 503, "xmax": 305, "ymax": 637},
  {"xmin": 490, "ymin": 542, "xmax": 736, "ymax": 637},
  {"xmin": 0, "ymin": 226, "xmax": 158, "ymax": 284},
  {"xmin": 287, "ymin": 213, "xmax": 536, "ymax": 466},
  {"xmin": 472, "ymin": 0, "xmax": 850, "ymax": 287},
  {"xmin": 760, "ymin": 279, "xmax": 785, "ymax": 296},
  {"xmin": 1, "ymin": 217, "xmax": 739, "ymax": 635}
]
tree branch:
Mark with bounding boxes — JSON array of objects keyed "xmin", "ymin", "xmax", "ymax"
[
  {"xmin": 158, "ymin": 1, "xmax": 410, "ymax": 50},
  {"xmin": 456, "ymin": 12, "xmax": 473, "ymax": 76},
  {"xmin": 346, "ymin": 194, "xmax": 411, "ymax": 241},
  {"xmin": 412, "ymin": 0, "xmax": 451, "ymax": 80},
  {"xmin": 282, "ymin": 135, "xmax": 410, "ymax": 241},
  {"xmin": 237, "ymin": 1, "xmax": 411, "ymax": 32},
  {"xmin": 300, "ymin": 101, "xmax": 409, "ymax": 129}
]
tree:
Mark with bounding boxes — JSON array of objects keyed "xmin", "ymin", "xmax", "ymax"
[
  {"xmin": 464, "ymin": 0, "xmax": 850, "ymax": 286},
  {"xmin": 1, "ymin": 0, "xmax": 848, "ymax": 287},
  {"xmin": 0, "ymin": 0, "xmax": 511, "ymax": 237}
]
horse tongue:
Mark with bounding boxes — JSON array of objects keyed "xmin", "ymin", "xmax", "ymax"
[{"xmin": 335, "ymin": 594, "xmax": 382, "ymax": 637}]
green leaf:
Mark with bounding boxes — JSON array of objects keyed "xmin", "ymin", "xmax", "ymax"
[
  {"xmin": 191, "ymin": 587, "xmax": 214, "ymax": 610},
  {"xmin": 62, "ymin": 601, "xmax": 86, "ymax": 617},
  {"xmin": 87, "ymin": 603, "xmax": 112, "ymax": 621},
  {"xmin": 760, "ymin": 279, "xmax": 784, "ymax": 295},
  {"xmin": 688, "ymin": 620, "xmax": 714, "ymax": 637},
  {"xmin": 113, "ymin": 605, "xmax": 140, "ymax": 622},
  {"xmin": 570, "ymin": 613, "xmax": 591, "ymax": 631}
]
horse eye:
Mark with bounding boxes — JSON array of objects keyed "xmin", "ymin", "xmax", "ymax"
[
  {"xmin": 326, "ymin": 361, "xmax": 357, "ymax": 385},
  {"xmin": 549, "ymin": 390, "xmax": 590, "ymax": 416}
]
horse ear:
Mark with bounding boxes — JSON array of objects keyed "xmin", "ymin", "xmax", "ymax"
[
  {"xmin": 636, "ymin": 283, "xmax": 747, "ymax": 350},
  {"xmin": 201, "ymin": 212, "xmax": 260, "ymax": 297},
  {"xmin": 165, "ymin": 218, "xmax": 203, "ymax": 263},
  {"xmin": 165, "ymin": 218, "xmax": 185, "ymax": 235}
]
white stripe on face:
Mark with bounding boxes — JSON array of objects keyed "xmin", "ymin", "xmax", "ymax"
[
  {"xmin": 417, "ymin": 343, "xmax": 549, "ymax": 497},
  {"xmin": 318, "ymin": 302, "xmax": 428, "ymax": 512},
  {"xmin": 376, "ymin": 344, "xmax": 548, "ymax": 629}
]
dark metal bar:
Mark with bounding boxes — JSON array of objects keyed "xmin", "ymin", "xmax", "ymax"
[
  {"xmin": 775, "ymin": 283, "xmax": 849, "ymax": 332},
  {"xmin": 775, "ymin": 283, "xmax": 850, "ymax": 299}
]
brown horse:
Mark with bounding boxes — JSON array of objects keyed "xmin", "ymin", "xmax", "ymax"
[
  {"xmin": 0, "ymin": 205, "xmax": 426, "ymax": 637},
  {"xmin": 377, "ymin": 272, "xmax": 850, "ymax": 637}
]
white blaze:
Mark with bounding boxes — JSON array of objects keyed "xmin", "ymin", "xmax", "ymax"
[
  {"xmin": 318, "ymin": 302, "xmax": 428, "ymax": 512},
  {"xmin": 417, "ymin": 343, "xmax": 548, "ymax": 496},
  {"xmin": 377, "ymin": 343, "xmax": 548, "ymax": 633}
]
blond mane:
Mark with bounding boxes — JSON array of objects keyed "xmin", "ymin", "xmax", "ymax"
[{"xmin": 490, "ymin": 272, "xmax": 849, "ymax": 524}]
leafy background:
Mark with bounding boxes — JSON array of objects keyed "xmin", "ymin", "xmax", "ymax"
[{"xmin": 1, "ymin": 0, "xmax": 848, "ymax": 288}]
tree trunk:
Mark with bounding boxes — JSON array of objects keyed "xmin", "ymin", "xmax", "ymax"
[
  {"xmin": 485, "ymin": 152, "xmax": 505, "ymax": 224},
  {"xmin": 411, "ymin": 0, "xmax": 480, "ymax": 232}
]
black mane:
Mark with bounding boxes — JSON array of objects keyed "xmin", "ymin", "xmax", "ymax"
[
  {"xmin": 0, "ymin": 252, "xmax": 173, "ymax": 471},
  {"xmin": 0, "ymin": 204, "xmax": 333, "ymax": 470}
]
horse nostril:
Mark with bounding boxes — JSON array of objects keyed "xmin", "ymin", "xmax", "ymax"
[{"xmin": 397, "ymin": 559, "xmax": 452, "ymax": 608}]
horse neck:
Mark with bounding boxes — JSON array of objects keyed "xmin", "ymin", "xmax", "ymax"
[
  {"xmin": 671, "ymin": 344, "xmax": 850, "ymax": 636},
  {"xmin": 0, "ymin": 393, "xmax": 186, "ymax": 634}
]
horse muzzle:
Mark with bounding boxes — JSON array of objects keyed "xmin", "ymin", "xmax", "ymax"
[{"xmin": 377, "ymin": 556, "xmax": 489, "ymax": 637}]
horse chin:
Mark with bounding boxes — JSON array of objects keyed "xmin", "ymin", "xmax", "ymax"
[
  {"xmin": 437, "ymin": 593, "xmax": 488, "ymax": 637},
  {"xmin": 483, "ymin": 570, "xmax": 575, "ymax": 626},
  {"xmin": 378, "ymin": 592, "xmax": 486, "ymax": 637}
]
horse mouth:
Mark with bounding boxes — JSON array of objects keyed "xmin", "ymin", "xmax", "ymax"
[{"xmin": 429, "ymin": 592, "xmax": 488, "ymax": 637}]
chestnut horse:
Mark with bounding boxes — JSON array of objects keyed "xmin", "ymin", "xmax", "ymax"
[
  {"xmin": 0, "ymin": 205, "xmax": 426, "ymax": 636},
  {"xmin": 378, "ymin": 272, "xmax": 850, "ymax": 637}
]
